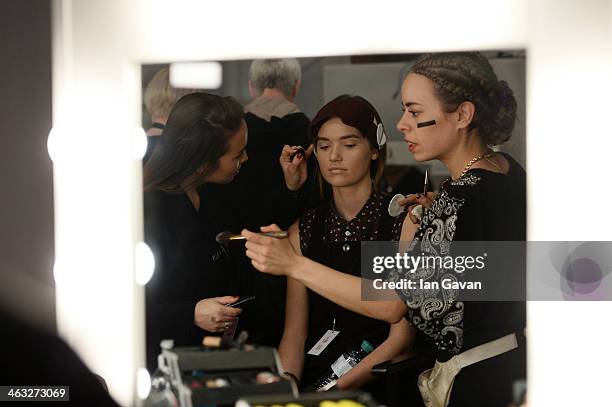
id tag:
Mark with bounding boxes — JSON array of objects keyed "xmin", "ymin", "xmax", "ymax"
[{"xmin": 307, "ymin": 330, "xmax": 340, "ymax": 356}]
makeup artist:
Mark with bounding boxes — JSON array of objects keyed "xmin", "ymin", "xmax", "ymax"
[
  {"xmin": 243, "ymin": 52, "xmax": 526, "ymax": 406},
  {"xmin": 143, "ymin": 93, "xmax": 248, "ymax": 372}
]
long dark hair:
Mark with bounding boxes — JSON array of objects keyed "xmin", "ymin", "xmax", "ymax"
[{"xmin": 144, "ymin": 93, "xmax": 243, "ymax": 192}]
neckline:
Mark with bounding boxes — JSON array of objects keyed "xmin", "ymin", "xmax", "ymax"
[
  {"xmin": 330, "ymin": 189, "xmax": 380, "ymax": 223},
  {"xmin": 464, "ymin": 152, "xmax": 513, "ymax": 178},
  {"xmin": 442, "ymin": 152, "xmax": 515, "ymax": 190}
]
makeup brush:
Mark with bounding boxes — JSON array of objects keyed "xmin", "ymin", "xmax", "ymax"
[{"xmin": 215, "ymin": 230, "xmax": 288, "ymax": 244}]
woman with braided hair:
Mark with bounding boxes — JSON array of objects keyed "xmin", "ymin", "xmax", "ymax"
[{"xmin": 392, "ymin": 51, "xmax": 526, "ymax": 406}]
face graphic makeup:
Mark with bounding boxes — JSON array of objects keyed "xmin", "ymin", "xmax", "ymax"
[{"xmin": 416, "ymin": 119, "xmax": 436, "ymax": 128}]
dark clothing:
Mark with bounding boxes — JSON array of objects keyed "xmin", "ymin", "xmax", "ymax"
[
  {"xmin": 143, "ymin": 122, "xmax": 164, "ymax": 164},
  {"xmin": 396, "ymin": 153, "xmax": 526, "ymax": 406},
  {"xmin": 299, "ymin": 191, "xmax": 406, "ymax": 388},
  {"xmin": 200, "ymin": 108, "xmax": 314, "ymax": 347},
  {"xmin": 143, "ymin": 190, "xmax": 239, "ymax": 372},
  {"xmin": 0, "ymin": 311, "xmax": 120, "ymax": 406},
  {"xmin": 381, "ymin": 166, "xmax": 430, "ymax": 196},
  {"xmin": 144, "ymin": 135, "xmax": 160, "ymax": 164},
  {"xmin": 203, "ymin": 111, "xmax": 313, "ymax": 232}
]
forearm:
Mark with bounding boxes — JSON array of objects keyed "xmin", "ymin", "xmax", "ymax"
[
  {"xmin": 278, "ymin": 334, "xmax": 306, "ymax": 379},
  {"xmin": 335, "ymin": 338, "xmax": 407, "ymax": 390},
  {"xmin": 336, "ymin": 320, "xmax": 414, "ymax": 390},
  {"xmin": 290, "ymin": 256, "xmax": 406, "ymax": 323}
]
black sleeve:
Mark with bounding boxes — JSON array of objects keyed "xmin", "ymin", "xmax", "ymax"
[{"xmin": 143, "ymin": 192, "xmax": 200, "ymax": 371}]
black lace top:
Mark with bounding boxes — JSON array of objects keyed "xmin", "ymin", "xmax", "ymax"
[
  {"xmin": 299, "ymin": 190, "xmax": 404, "ymax": 252},
  {"xmin": 296, "ymin": 189, "xmax": 407, "ymax": 387}
]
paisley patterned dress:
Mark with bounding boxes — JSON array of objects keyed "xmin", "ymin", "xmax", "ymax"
[{"xmin": 393, "ymin": 153, "xmax": 526, "ymax": 406}]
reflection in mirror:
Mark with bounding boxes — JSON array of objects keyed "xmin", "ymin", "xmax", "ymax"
[{"xmin": 139, "ymin": 51, "xmax": 526, "ymax": 404}]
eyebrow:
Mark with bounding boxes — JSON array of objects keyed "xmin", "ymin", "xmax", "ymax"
[
  {"xmin": 317, "ymin": 135, "xmax": 361, "ymax": 141},
  {"xmin": 403, "ymin": 102, "xmax": 422, "ymax": 108}
]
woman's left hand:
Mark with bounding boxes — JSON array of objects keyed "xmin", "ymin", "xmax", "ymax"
[{"xmin": 243, "ymin": 224, "xmax": 300, "ymax": 276}]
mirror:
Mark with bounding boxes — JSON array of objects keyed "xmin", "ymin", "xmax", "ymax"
[{"xmin": 139, "ymin": 51, "xmax": 526, "ymax": 372}]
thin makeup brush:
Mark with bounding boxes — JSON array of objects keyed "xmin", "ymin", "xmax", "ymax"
[{"xmin": 215, "ymin": 230, "xmax": 288, "ymax": 244}]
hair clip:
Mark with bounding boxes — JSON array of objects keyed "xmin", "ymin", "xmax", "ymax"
[{"xmin": 374, "ymin": 117, "xmax": 386, "ymax": 147}]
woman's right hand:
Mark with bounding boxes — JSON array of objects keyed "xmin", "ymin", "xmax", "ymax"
[
  {"xmin": 279, "ymin": 144, "xmax": 314, "ymax": 191},
  {"xmin": 194, "ymin": 296, "xmax": 242, "ymax": 333},
  {"xmin": 398, "ymin": 192, "xmax": 437, "ymax": 224}
]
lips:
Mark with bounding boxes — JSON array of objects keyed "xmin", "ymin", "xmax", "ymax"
[
  {"xmin": 327, "ymin": 167, "xmax": 347, "ymax": 174},
  {"xmin": 406, "ymin": 141, "xmax": 418, "ymax": 153}
]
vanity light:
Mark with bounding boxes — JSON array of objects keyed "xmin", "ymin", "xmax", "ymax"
[
  {"xmin": 170, "ymin": 61, "xmax": 223, "ymax": 89},
  {"xmin": 135, "ymin": 241, "xmax": 155, "ymax": 285}
]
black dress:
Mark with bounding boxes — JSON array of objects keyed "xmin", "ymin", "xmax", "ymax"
[
  {"xmin": 299, "ymin": 191, "xmax": 406, "ymax": 389},
  {"xmin": 200, "ymin": 110, "xmax": 315, "ymax": 347},
  {"xmin": 395, "ymin": 153, "xmax": 526, "ymax": 406},
  {"xmin": 143, "ymin": 190, "xmax": 239, "ymax": 372}
]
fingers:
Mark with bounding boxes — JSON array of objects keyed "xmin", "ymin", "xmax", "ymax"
[
  {"xmin": 407, "ymin": 209, "xmax": 420, "ymax": 224},
  {"xmin": 213, "ymin": 319, "xmax": 235, "ymax": 332},
  {"xmin": 241, "ymin": 228, "xmax": 264, "ymax": 243},
  {"xmin": 279, "ymin": 145, "xmax": 295, "ymax": 163},
  {"xmin": 242, "ymin": 228, "xmax": 279, "ymax": 245},
  {"xmin": 280, "ymin": 145, "xmax": 306, "ymax": 164},
  {"xmin": 216, "ymin": 295, "xmax": 240, "ymax": 305},
  {"xmin": 397, "ymin": 194, "xmax": 418, "ymax": 207},
  {"xmin": 220, "ymin": 306, "xmax": 242, "ymax": 318},
  {"xmin": 209, "ymin": 305, "xmax": 242, "ymax": 324},
  {"xmin": 398, "ymin": 193, "xmax": 433, "ymax": 208},
  {"xmin": 260, "ymin": 224, "xmax": 281, "ymax": 233},
  {"xmin": 304, "ymin": 144, "xmax": 314, "ymax": 159},
  {"xmin": 250, "ymin": 260, "xmax": 266, "ymax": 273},
  {"xmin": 245, "ymin": 248, "xmax": 265, "ymax": 264},
  {"xmin": 211, "ymin": 314, "xmax": 238, "ymax": 324}
]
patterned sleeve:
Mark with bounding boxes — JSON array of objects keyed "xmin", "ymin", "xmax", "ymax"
[
  {"xmin": 298, "ymin": 207, "xmax": 317, "ymax": 253},
  {"xmin": 397, "ymin": 176, "xmax": 481, "ymax": 356}
]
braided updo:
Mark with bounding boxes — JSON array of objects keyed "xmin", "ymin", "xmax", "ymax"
[{"xmin": 410, "ymin": 52, "xmax": 517, "ymax": 146}]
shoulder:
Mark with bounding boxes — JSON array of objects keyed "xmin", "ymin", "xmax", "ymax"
[
  {"xmin": 299, "ymin": 206, "xmax": 319, "ymax": 227},
  {"xmin": 455, "ymin": 153, "xmax": 525, "ymax": 202},
  {"xmin": 377, "ymin": 192, "xmax": 408, "ymax": 241},
  {"xmin": 443, "ymin": 153, "xmax": 526, "ymax": 239},
  {"xmin": 298, "ymin": 206, "xmax": 319, "ymax": 251},
  {"xmin": 271, "ymin": 111, "xmax": 311, "ymax": 139},
  {"xmin": 282, "ymin": 111, "xmax": 310, "ymax": 123}
]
